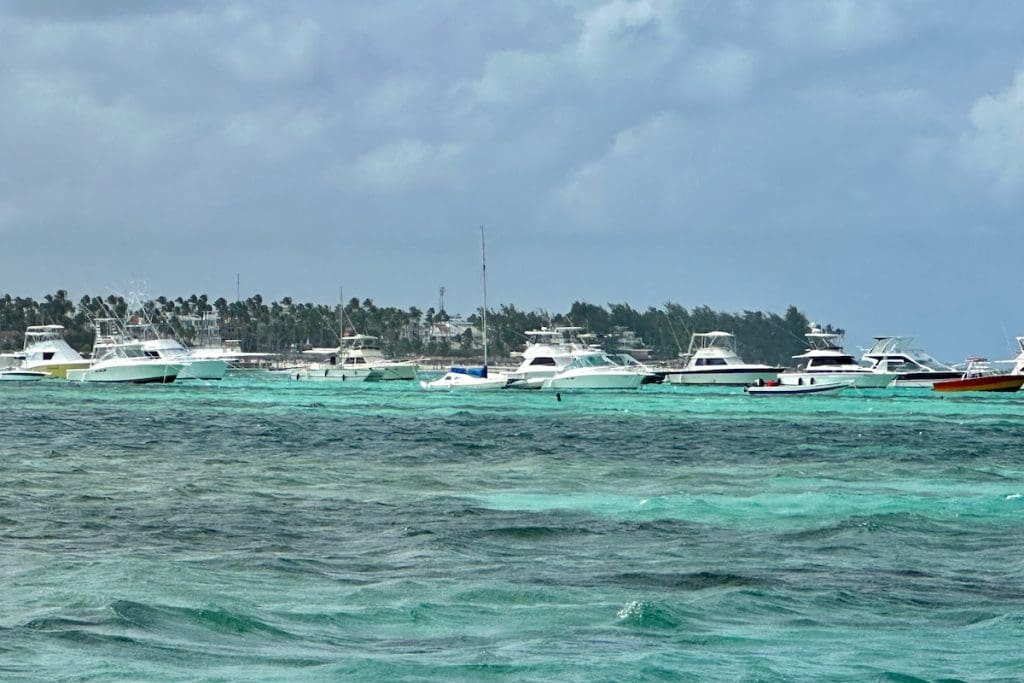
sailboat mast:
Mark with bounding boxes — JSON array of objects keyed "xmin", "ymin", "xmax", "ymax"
[{"xmin": 480, "ymin": 226, "xmax": 488, "ymax": 369}]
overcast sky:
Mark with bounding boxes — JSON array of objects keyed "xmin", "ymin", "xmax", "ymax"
[{"xmin": 3, "ymin": 1, "xmax": 1024, "ymax": 360}]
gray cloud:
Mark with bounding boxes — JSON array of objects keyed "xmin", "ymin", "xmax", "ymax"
[{"xmin": 2, "ymin": 0, "xmax": 1024, "ymax": 360}]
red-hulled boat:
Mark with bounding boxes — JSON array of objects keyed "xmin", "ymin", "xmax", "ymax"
[{"xmin": 932, "ymin": 358, "xmax": 1024, "ymax": 393}]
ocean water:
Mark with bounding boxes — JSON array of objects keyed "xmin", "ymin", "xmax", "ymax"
[{"xmin": 2, "ymin": 376, "xmax": 1023, "ymax": 681}]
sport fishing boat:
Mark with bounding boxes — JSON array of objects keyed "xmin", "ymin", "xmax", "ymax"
[
  {"xmin": 932, "ymin": 358, "xmax": 1024, "ymax": 393},
  {"xmin": 504, "ymin": 327, "xmax": 586, "ymax": 389},
  {"xmin": 665, "ymin": 331, "xmax": 783, "ymax": 386},
  {"xmin": 302, "ymin": 335, "xmax": 417, "ymax": 382},
  {"xmin": 780, "ymin": 327, "xmax": 897, "ymax": 389},
  {"xmin": 861, "ymin": 336, "xmax": 960, "ymax": 387},
  {"xmin": 17, "ymin": 324, "xmax": 91, "ymax": 378},
  {"xmin": 66, "ymin": 318, "xmax": 182, "ymax": 384}
]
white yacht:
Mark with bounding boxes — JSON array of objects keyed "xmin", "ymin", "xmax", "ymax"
[
  {"xmin": 504, "ymin": 327, "xmax": 585, "ymax": 389},
  {"xmin": 540, "ymin": 349, "xmax": 647, "ymax": 390},
  {"xmin": 185, "ymin": 313, "xmax": 277, "ymax": 369},
  {"xmin": 66, "ymin": 318, "xmax": 183, "ymax": 384},
  {"xmin": 665, "ymin": 331, "xmax": 783, "ymax": 386},
  {"xmin": 861, "ymin": 336, "xmax": 960, "ymax": 387},
  {"xmin": 780, "ymin": 327, "xmax": 898, "ymax": 389},
  {"xmin": 300, "ymin": 334, "xmax": 417, "ymax": 382},
  {"xmin": 138, "ymin": 337, "xmax": 229, "ymax": 380},
  {"xmin": 17, "ymin": 325, "xmax": 91, "ymax": 378}
]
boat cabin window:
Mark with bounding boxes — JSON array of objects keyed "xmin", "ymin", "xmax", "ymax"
[
  {"xmin": 529, "ymin": 357, "xmax": 557, "ymax": 366},
  {"xmin": 808, "ymin": 355, "xmax": 856, "ymax": 367},
  {"xmin": 145, "ymin": 350, "xmax": 161, "ymax": 359},
  {"xmin": 695, "ymin": 358, "xmax": 727, "ymax": 366},
  {"xmin": 42, "ymin": 351, "xmax": 55, "ymax": 361}
]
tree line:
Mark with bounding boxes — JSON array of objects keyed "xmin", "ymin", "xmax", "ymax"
[{"xmin": 0, "ymin": 290, "xmax": 826, "ymax": 364}]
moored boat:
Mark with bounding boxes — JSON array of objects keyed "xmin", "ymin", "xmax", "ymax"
[
  {"xmin": 665, "ymin": 331, "xmax": 783, "ymax": 386},
  {"xmin": 781, "ymin": 327, "xmax": 897, "ymax": 389},
  {"xmin": 18, "ymin": 324, "xmax": 90, "ymax": 378},
  {"xmin": 932, "ymin": 358, "xmax": 1024, "ymax": 393},
  {"xmin": 0, "ymin": 367, "xmax": 49, "ymax": 382},
  {"xmin": 862, "ymin": 336, "xmax": 960, "ymax": 387},
  {"xmin": 745, "ymin": 379, "xmax": 851, "ymax": 396}
]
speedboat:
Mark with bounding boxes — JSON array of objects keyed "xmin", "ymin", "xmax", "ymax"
[
  {"xmin": 861, "ymin": 336, "xmax": 960, "ymax": 387},
  {"xmin": 665, "ymin": 331, "xmax": 783, "ymax": 386},
  {"xmin": 745, "ymin": 379, "xmax": 851, "ymax": 396},
  {"xmin": 780, "ymin": 327, "xmax": 897, "ymax": 389},
  {"xmin": 17, "ymin": 324, "xmax": 90, "ymax": 378},
  {"xmin": 540, "ymin": 349, "xmax": 646, "ymax": 390},
  {"xmin": 932, "ymin": 358, "xmax": 1024, "ymax": 393},
  {"xmin": 299, "ymin": 335, "xmax": 416, "ymax": 381},
  {"xmin": 0, "ymin": 367, "xmax": 49, "ymax": 382},
  {"xmin": 65, "ymin": 318, "xmax": 182, "ymax": 384}
]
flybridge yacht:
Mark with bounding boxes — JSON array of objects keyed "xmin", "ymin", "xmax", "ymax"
[
  {"xmin": 861, "ymin": 336, "xmax": 960, "ymax": 387},
  {"xmin": 780, "ymin": 327, "xmax": 898, "ymax": 389},
  {"xmin": 299, "ymin": 334, "xmax": 417, "ymax": 382},
  {"xmin": 66, "ymin": 318, "xmax": 182, "ymax": 384},
  {"xmin": 504, "ymin": 327, "xmax": 586, "ymax": 389},
  {"xmin": 183, "ymin": 313, "xmax": 277, "ymax": 369},
  {"xmin": 665, "ymin": 331, "xmax": 783, "ymax": 386},
  {"xmin": 504, "ymin": 326, "xmax": 650, "ymax": 389},
  {"xmin": 17, "ymin": 325, "xmax": 90, "ymax": 378}
]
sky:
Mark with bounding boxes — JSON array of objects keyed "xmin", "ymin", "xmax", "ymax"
[{"xmin": 2, "ymin": 0, "xmax": 1024, "ymax": 362}]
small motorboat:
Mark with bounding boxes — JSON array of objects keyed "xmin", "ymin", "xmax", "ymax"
[
  {"xmin": 0, "ymin": 367, "xmax": 49, "ymax": 382},
  {"xmin": 932, "ymin": 358, "xmax": 1024, "ymax": 393},
  {"xmin": 744, "ymin": 379, "xmax": 851, "ymax": 396}
]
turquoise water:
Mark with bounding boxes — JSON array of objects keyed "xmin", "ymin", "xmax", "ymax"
[{"xmin": 3, "ymin": 376, "xmax": 1024, "ymax": 680}]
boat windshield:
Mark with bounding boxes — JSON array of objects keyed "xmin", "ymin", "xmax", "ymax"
[{"xmin": 564, "ymin": 354, "xmax": 613, "ymax": 370}]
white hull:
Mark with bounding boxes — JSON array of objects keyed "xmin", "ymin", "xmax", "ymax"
[
  {"xmin": 541, "ymin": 370, "xmax": 644, "ymax": 390},
  {"xmin": 420, "ymin": 373, "xmax": 508, "ymax": 391},
  {"xmin": 299, "ymin": 366, "xmax": 375, "ymax": 382},
  {"xmin": 667, "ymin": 368, "xmax": 780, "ymax": 386},
  {"xmin": 0, "ymin": 369, "xmax": 48, "ymax": 382},
  {"xmin": 371, "ymin": 362, "xmax": 418, "ymax": 381},
  {"xmin": 781, "ymin": 371, "xmax": 896, "ymax": 389},
  {"xmin": 66, "ymin": 360, "xmax": 181, "ymax": 384},
  {"xmin": 177, "ymin": 358, "xmax": 229, "ymax": 381},
  {"xmin": 746, "ymin": 381, "xmax": 851, "ymax": 396}
]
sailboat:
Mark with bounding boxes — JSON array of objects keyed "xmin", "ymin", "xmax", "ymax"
[{"xmin": 421, "ymin": 228, "xmax": 509, "ymax": 391}]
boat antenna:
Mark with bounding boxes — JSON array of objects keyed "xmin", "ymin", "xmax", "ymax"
[{"xmin": 481, "ymin": 225, "xmax": 488, "ymax": 370}]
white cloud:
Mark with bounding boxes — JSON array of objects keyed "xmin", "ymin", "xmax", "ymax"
[
  {"xmin": 768, "ymin": 0, "xmax": 902, "ymax": 54},
  {"xmin": 954, "ymin": 66, "xmax": 1024, "ymax": 200},
  {"xmin": 673, "ymin": 44, "xmax": 757, "ymax": 103},
  {"xmin": 553, "ymin": 112, "xmax": 697, "ymax": 231},
  {"xmin": 471, "ymin": 50, "xmax": 561, "ymax": 105},
  {"xmin": 574, "ymin": 0, "xmax": 683, "ymax": 81},
  {"xmin": 215, "ymin": 14, "xmax": 322, "ymax": 86},
  {"xmin": 340, "ymin": 139, "xmax": 462, "ymax": 193}
]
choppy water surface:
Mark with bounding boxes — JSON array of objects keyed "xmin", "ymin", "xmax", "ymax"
[{"xmin": 2, "ymin": 376, "xmax": 1023, "ymax": 680}]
